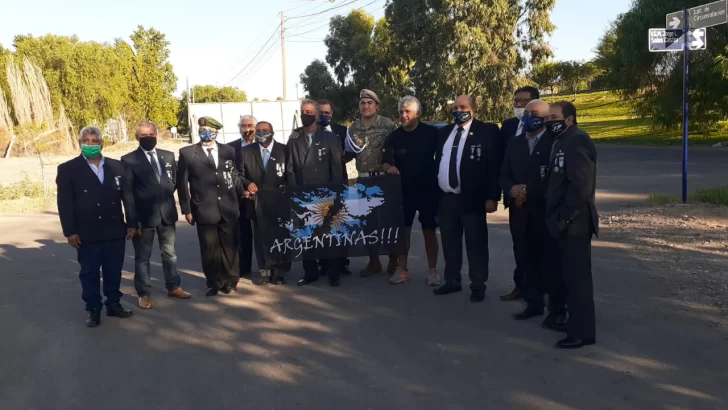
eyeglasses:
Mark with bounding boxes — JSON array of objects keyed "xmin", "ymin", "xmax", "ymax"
[{"xmin": 513, "ymin": 98, "xmax": 532, "ymax": 104}]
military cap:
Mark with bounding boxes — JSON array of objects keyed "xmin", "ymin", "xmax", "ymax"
[
  {"xmin": 198, "ymin": 116, "xmax": 223, "ymax": 130},
  {"xmin": 359, "ymin": 89, "xmax": 380, "ymax": 105}
]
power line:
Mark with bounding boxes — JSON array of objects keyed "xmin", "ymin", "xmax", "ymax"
[
  {"xmin": 222, "ymin": 23, "xmax": 281, "ymax": 86},
  {"xmin": 285, "ymin": 0, "xmax": 361, "ymax": 21}
]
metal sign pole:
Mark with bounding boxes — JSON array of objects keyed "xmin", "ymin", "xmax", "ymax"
[{"xmin": 682, "ymin": 9, "xmax": 690, "ymax": 204}]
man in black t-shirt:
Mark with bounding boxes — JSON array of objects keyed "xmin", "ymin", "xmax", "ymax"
[{"xmin": 382, "ymin": 96, "xmax": 441, "ymax": 286}]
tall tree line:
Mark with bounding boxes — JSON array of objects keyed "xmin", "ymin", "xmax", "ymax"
[
  {"xmin": 594, "ymin": 0, "xmax": 728, "ymax": 129},
  {"xmin": 0, "ymin": 26, "xmax": 178, "ymax": 133},
  {"xmin": 299, "ymin": 0, "xmax": 556, "ymax": 122}
]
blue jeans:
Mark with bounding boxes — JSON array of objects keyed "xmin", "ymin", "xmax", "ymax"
[
  {"xmin": 132, "ymin": 224, "xmax": 180, "ymax": 297},
  {"xmin": 77, "ymin": 238, "xmax": 126, "ymax": 310}
]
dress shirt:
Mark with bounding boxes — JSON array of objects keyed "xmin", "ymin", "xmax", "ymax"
[
  {"xmin": 259, "ymin": 140, "xmax": 275, "ymax": 167},
  {"xmin": 203, "ymin": 142, "xmax": 219, "ymax": 168},
  {"xmin": 438, "ymin": 121, "xmax": 473, "ymax": 194},
  {"xmin": 141, "ymin": 147, "xmax": 163, "ymax": 175},
  {"xmin": 526, "ymin": 129, "xmax": 546, "ymax": 154},
  {"xmin": 516, "ymin": 121, "xmax": 524, "ymax": 137},
  {"xmin": 240, "ymin": 138, "xmax": 251, "ymax": 148},
  {"xmin": 84, "ymin": 155, "xmax": 105, "ymax": 184}
]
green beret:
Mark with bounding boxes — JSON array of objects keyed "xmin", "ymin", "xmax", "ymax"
[{"xmin": 198, "ymin": 116, "xmax": 223, "ymax": 130}]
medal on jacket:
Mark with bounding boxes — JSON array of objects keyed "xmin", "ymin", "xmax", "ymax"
[
  {"xmin": 114, "ymin": 176, "xmax": 121, "ymax": 190},
  {"xmin": 470, "ymin": 146, "xmax": 475, "ymax": 160},
  {"xmin": 276, "ymin": 162, "xmax": 284, "ymax": 177},
  {"xmin": 558, "ymin": 156, "xmax": 564, "ymax": 168},
  {"xmin": 540, "ymin": 165, "xmax": 546, "ymax": 179},
  {"xmin": 476, "ymin": 146, "xmax": 482, "ymax": 161},
  {"xmin": 165, "ymin": 162, "xmax": 172, "ymax": 179},
  {"xmin": 317, "ymin": 148, "xmax": 326, "ymax": 162}
]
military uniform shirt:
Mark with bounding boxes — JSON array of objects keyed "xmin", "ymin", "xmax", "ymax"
[{"xmin": 347, "ymin": 115, "xmax": 397, "ymax": 173}]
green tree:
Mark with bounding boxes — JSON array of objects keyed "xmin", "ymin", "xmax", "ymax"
[
  {"xmin": 129, "ymin": 26, "xmax": 178, "ymax": 128},
  {"xmin": 530, "ymin": 61, "xmax": 562, "ymax": 97},
  {"xmin": 597, "ymin": 0, "xmax": 728, "ymax": 129},
  {"xmin": 385, "ymin": 0, "xmax": 556, "ymax": 121},
  {"xmin": 558, "ymin": 61, "xmax": 603, "ymax": 99},
  {"xmin": 176, "ymin": 85, "xmax": 247, "ymax": 134}
]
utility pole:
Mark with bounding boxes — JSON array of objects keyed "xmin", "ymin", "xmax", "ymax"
[
  {"xmin": 281, "ymin": 9, "xmax": 287, "ymax": 101},
  {"xmin": 186, "ymin": 77, "xmax": 191, "ymax": 139}
]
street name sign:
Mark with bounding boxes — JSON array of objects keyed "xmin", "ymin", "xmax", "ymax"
[
  {"xmin": 666, "ymin": 0, "xmax": 727, "ymax": 30},
  {"xmin": 648, "ymin": 28, "xmax": 707, "ymax": 52}
]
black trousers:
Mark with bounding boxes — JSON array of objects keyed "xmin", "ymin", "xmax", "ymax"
[
  {"xmin": 544, "ymin": 238, "xmax": 568, "ymax": 314},
  {"xmin": 238, "ymin": 212, "xmax": 253, "ymax": 275},
  {"xmin": 196, "ymin": 220, "xmax": 240, "ymax": 290},
  {"xmin": 439, "ymin": 194, "xmax": 489, "ymax": 291},
  {"xmin": 251, "ymin": 219, "xmax": 291, "ymax": 275},
  {"xmin": 509, "ymin": 205, "xmax": 547, "ymax": 309},
  {"xmin": 557, "ymin": 228, "xmax": 596, "ymax": 340}
]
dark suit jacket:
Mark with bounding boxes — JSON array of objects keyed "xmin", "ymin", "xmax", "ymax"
[
  {"xmin": 56, "ymin": 155, "xmax": 137, "ymax": 243},
  {"xmin": 240, "ymin": 141, "xmax": 288, "ymax": 220},
  {"xmin": 286, "ymin": 128, "xmax": 344, "ymax": 187},
  {"xmin": 121, "ymin": 148, "xmax": 178, "ymax": 228},
  {"xmin": 499, "ymin": 131, "xmax": 553, "ymax": 235},
  {"xmin": 177, "ymin": 143, "xmax": 243, "ymax": 225},
  {"xmin": 544, "ymin": 126, "xmax": 599, "ymax": 239},
  {"xmin": 295, "ymin": 123, "xmax": 351, "ymax": 177},
  {"xmin": 499, "ymin": 117, "xmax": 522, "ymax": 207},
  {"xmin": 227, "ymin": 138, "xmax": 254, "ymax": 174},
  {"xmin": 435, "ymin": 119, "xmax": 501, "ymax": 213}
]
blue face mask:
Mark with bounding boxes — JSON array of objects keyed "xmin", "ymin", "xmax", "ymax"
[
  {"xmin": 199, "ymin": 129, "xmax": 217, "ymax": 142},
  {"xmin": 453, "ymin": 111, "xmax": 472, "ymax": 125},
  {"xmin": 522, "ymin": 114, "xmax": 545, "ymax": 132},
  {"xmin": 317, "ymin": 115, "xmax": 331, "ymax": 127}
]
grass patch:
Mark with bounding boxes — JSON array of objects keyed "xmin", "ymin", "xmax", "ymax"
[
  {"xmin": 556, "ymin": 91, "xmax": 728, "ymax": 146},
  {"xmin": 0, "ymin": 175, "xmax": 47, "ymax": 200},
  {"xmin": 647, "ymin": 186, "xmax": 728, "ymax": 206},
  {"xmin": 647, "ymin": 194, "xmax": 680, "ymax": 206}
]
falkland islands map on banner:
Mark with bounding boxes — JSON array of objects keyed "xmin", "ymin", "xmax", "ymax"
[{"xmin": 256, "ymin": 176, "xmax": 405, "ymax": 264}]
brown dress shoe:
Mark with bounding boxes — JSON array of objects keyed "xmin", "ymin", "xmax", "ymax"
[
  {"xmin": 360, "ymin": 258, "xmax": 383, "ymax": 277},
  {"xmin": 168, "ymin": 288, "xmax": 192, "ymax": 299},
  {"xmin": 499, "ymin": 288, "xmax": 522, "ymax": 301},
  {"xmin": 138, "ymin": 296, "xmax": 152, "ymax": 310}
]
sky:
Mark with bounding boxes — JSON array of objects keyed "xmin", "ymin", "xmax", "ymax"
[{"xmin": 0, "ymin": 0, "xmax": 632, "ymax": 101}]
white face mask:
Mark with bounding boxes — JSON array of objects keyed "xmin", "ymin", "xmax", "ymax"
[{"xmin": 513, "ymin": 107, "xmax": 525, "ymax": 120}]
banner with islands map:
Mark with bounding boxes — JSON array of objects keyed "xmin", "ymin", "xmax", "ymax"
[{"xmin": 255, "ymin": 175, "xmax": 405, "ymax": 264}]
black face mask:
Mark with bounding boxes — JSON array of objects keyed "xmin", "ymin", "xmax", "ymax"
[
  {"xmin": 139, "ymin": 137, "xmax": 157, "ymax": 151},
  {"xmin": 545, "ymin": 120, "xmax": 568, "ymax": 137},
  {"xmin": 301, "ymin": 113, "xmax": 316, "ymax": 128}
]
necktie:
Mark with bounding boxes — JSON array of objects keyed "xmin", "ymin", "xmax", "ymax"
[
  {"xmin": 448, "ymin": 127, "xmax": 464, "ymax": 190},
  {"xmin": 528, "ymin": 137, "xmax": 537, "ymax": 155},
  {"xmin": 148, "ymin": 152, "xmax": 161, "ymax": 180},
  {"xmin": 306, "ymin": 134, "xmax": 312, "ymax": 148},
  {"xmin": 207, "ymin": 148, "xmax": 215, "ymax": 168},
  {"xmin": 262, "ymin": 148, "xmax": 270, "ymax": 169}
]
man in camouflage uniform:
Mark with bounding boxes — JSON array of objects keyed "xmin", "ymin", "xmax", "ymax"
[{"xmin": 345, "ymin": 89, "xmax": 399, "ymax": 277}]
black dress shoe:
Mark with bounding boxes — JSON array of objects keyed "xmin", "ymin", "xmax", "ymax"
[
  {"xmin": 556, "ymin": 337, "xmax": 596, "ymax": 349},
  {"xmin": 106, "ymin": 304, "xmax": 133, "ymax": 318},
  {"xmin": 513, "ymin": 307, "xmax": 544, "ymax": 320},
  {"xmin": 329, "ymin": 277, "xmax": 341, "ymax": 287},
  {"xmin": 256, "ymin": 277, "xmax": 271, "ymax": 286},
  {"xmin": 542, "ymin": 313, "xmax": 568, "ymax": 332},
  {"xmin": 499, "ymin": 288, "xmax": 522, "ymax": 301},
  {"xmin": 470, "ymin": 289, "xmax": 485, "ymax": 303},
  {"xmin": 433, "ymin": 284, "xmax": 463, "ymax": 295},
  {"xmin": 219, "ymin": 285, "xmax": 232, "ymax": 295},
  {"xmin": 297, "ymin": 277, "xmax": 319, "ymax": 286},
  {"xmin": 86, "ymin": 309, "xmax": 101, "ymax": 327},
  {"xmin": 205, "ymin": 288, "xmax": 219, "ymax": 297}
]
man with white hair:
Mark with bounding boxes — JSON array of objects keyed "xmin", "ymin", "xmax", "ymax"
[
  {"xmin": 382, "ymin": 95, "xmax": 440, "ymax": 285},
  {"xmin": 228, "ymin": 114, "xmax": 257, "ymax": 278},
  {"xmin": 56, "ymin": 126, "xmax": 138, "ymax": 327}
]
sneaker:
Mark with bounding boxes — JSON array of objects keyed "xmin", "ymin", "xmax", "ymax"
[
  {"xmin": 389, "ymin": 269, "xmax": 411, "ymax": 284},
  {"xmin": 138, "ymin": 296, "xmax": 152, "ymax": 309},
  {"xmin": 426, "ymin": 269, "xmax": 441, "ymax": 286}
]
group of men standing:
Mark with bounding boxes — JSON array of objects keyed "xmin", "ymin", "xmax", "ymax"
[{"xmin": 56, "ymin": 86, "xmax": 598, "ymax": 349}]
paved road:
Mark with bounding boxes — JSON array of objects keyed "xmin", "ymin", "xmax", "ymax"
[{"xmin": 1, "ymin": 144, "xmax": 728, "ymax": 409}]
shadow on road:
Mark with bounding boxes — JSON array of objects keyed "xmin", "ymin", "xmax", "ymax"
[{"xmin": 0, "ymin": 214, "xmax": 727, "ymax": 410}]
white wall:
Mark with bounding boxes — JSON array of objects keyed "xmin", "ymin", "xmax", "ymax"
[{"xmin": 188, "ymin": 100, "xmax": 301, "ymax": 145}]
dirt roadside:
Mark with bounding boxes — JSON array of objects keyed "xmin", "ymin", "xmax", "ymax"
[{"xmin": 600, "ymin": 204, "xmax": 728, "ymax": 330}]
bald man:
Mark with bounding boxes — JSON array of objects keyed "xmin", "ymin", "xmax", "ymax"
[{"xmin": 499, "ymin": 99, "xmax": 565, "ymax": 324}]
